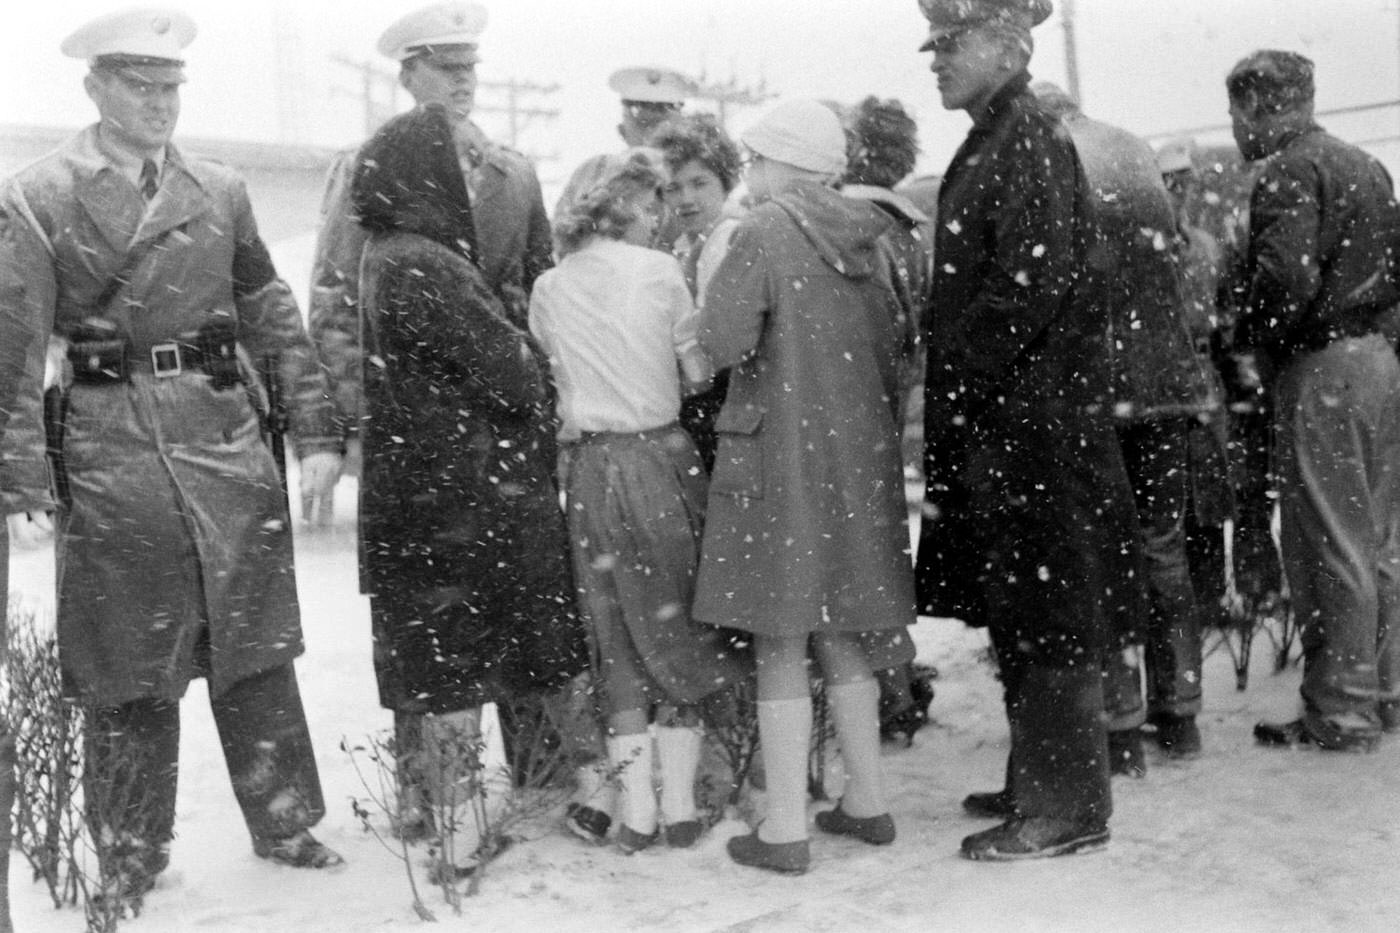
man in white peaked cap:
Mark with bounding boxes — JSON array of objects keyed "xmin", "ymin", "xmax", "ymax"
[
  {"xmin": 306, "ymin": 2, "xmax": 610, "ymax": 846},
  {"xmin": 0, "ymin": 7, "xmax": 346, "ymax": 902},
  {"xmin": 310, "ymin": 1, "xmax": 551, "ymax": 448},
  {"xmin": 554, "ymin": 66, "xmax": 695, "ymax": 220}
]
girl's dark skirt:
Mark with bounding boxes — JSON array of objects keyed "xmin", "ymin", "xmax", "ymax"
[{"xmin": 562, "ymin": 424, "xmax": 749, "ymax": 717}]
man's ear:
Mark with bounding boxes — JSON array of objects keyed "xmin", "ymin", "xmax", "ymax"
[{"xmin": 1238, "ymin": 89, "xmax": 1263, "ymax": 119}]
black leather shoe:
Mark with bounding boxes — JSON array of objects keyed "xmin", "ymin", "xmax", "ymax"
[
  {"xmin": 616, "ymin": 824, "xmax": 660, "ymax": 854},
  {"xmin": 564, "ymin": 803, "xmax": 611, "ymax": 845},
  {"xmin": 1254, "ymin": 718, "xmax": 1379, "ymax": 752},
  {"xmin": 961, "ymin": 817, "xmax": 1109, "ymax": 861},
  {"xmin": 962, "ymin": 789, "xmax": 1017, "ymax": 819},
  {"xmin": 814, "ymin": 803, "xmax": 896, "ymax": 845},
  {"xmin": 1108, "ymin": 729, "xmax": 1146, "ymax": 777},
  {"xmin": 726, "ymin": 830, "xmax": 810, "ymax": 874},
  {"xmin": 253, "ymin": 830, "xmax": 345, "ymax": 868},
  {"xmin": 665, "ymin": 819, "xmax": 704, "ymax": 849}
]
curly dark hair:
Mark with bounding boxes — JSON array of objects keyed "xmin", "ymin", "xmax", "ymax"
[
  {"xmin": 650, "ymin": 113, "xmax": 743, "ymax": 193},
  {"xmin": 1227, "ymin": 50, "xmax": 1314, "ymax": 115},
  {"xmin": 552, "ymin": 152, "xmax": 664, "ymax": 256},
  {"xmin": 843, "ymin": 96, "xmax": 921, "ymax": 189}
]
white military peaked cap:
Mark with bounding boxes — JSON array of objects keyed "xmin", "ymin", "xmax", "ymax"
[
  {"xmin": 608, "ymin": 67, "xmax": 694, "ymax": 105},
  {"xmin": 61, "ymin": 7, "xmax": 196, "ymax": 63},
  {"xmin": 378, "ymin": 2, "xmax": 488, "ymax": 61},
  {"xmin": 1155, "ymin": 137, "xmax": 1198, "ymax": 174}
]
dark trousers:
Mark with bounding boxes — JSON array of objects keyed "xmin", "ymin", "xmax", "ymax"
[
  {"xmin": 83, "ymin": 662, "xmax": 325, "ymax": 867},
  {"xmin": 993, "ymin": 632, "xmax": 1112, "ymax": 826},
  {"xmin": 1103, "ymin": 419, "xmax": 1205, "ymax": 728},
  {"xmin": 1275, "ymin": 336, "xmax": 1400, "ymax": 734}
]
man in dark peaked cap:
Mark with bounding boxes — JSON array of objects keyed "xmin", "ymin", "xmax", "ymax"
[{"xmin": 914, "ymin": 0, "xmax": 1146, "ymax": 860}]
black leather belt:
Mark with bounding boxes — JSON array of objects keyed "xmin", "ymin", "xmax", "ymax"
[{"xmin": 69, "ymin": 325, "xmax": 241, "ymax": 387}]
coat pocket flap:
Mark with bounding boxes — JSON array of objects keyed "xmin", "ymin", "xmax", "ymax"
[{"xmin": 714, "ymin": 404, "xmax": 764, "ymax": 435}]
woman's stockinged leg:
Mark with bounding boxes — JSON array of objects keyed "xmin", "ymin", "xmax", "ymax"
[
  {"xmin": 813, "ymin": 633, "xmax": 887, "ymax": 820},
  {"xmin": 606, "ymin": 709, "xmax": 657, "ymax": 839},
  {"xmin": 754, "ymin": 635, "xmax": 813, "ymax": 844}
]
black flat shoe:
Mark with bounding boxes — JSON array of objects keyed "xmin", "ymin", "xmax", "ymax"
[
  {"xmin": 665, "ymin": 819, "xmax": 704, "ymax": 849},
  {"xmin": 1254, "ymin": 718, "xmax": 1380, "ymax": 752},
  {"xmin": 961, "ymin": 817, "xmax": 1109, "ymax": 861},
  {"xmin": 616, "ymin": 824, "xmax": 660, "ymax": 854},
  {"xmin": 726, "ymin": 830, "xmax": 810, "ymax": 874},
  {"xmin": 814, "ymin": 803, "xmax": 895, "ymax": 845},
  {"xmin": 564, "ymin": 803, "xmax": 611, "ymax": 845},
  {"xmin": 253, "ymin": 830, "xmax": 345, "ymax": 868},
  {"xmin": 962, "ymin": 789, "xmax": 1017, "ymax": 819}
]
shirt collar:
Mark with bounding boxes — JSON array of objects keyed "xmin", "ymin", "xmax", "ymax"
[{"xmin": 93, "ymin": 125, "xmax": 166, "ymax": 190}]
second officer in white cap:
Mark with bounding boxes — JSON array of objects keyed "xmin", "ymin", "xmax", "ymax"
[
  {"xmin": 306, "ymin": 2, "xmax": 605, "ymax": 847},
  {"xmin": 310, "ymin": 1, "xmax": 552, "ymax": 450},
  {"xmin": 554, "ymin": 66, "xmax": 694, "ymax": 220},
  {"xmin": 0, "ymin": 6, "xmax": 346, "ymax": 900}
]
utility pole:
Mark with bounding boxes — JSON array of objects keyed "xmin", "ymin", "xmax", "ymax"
[
  {"xmin": 272, "ymin": 7, "xmax": 308, "ymax": 144},
  {"xmin": 329, "ymin": 54, "xmax": 398, "ymax": 138},
  {"xmin": 473, "ymin": 79, "xmax": 561, "ymax": 156},
  {"xmin": 1062, "ymin": 0, "xmax": 1082, "ymax": 107},
  {"xmin": 328, "ymin": 55, "xmax": 560, "ymax": 168},
  {"xmin": 690, "ymin": 73, "xmax": 777, "ymax": 131}
]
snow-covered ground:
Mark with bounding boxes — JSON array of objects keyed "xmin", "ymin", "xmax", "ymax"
[
  {"xmin": 7, "ymin": 233, "xmax": 1399, "ymax": 931},
  {"xmin": 8, "ymin": 470, "xmax": 1400, "ymax": 933}
]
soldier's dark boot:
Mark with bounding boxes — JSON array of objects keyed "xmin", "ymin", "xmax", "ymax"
[{"xmin": 1108, "ymin": 728, "xmax": 1147, "ymax": 777}]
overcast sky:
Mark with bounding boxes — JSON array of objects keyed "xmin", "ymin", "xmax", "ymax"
[{"xmin": 6, "ymin": 0, "xmax": 1400, "ymax": 188}]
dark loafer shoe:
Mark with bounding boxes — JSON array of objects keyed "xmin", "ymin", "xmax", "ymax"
[
  {"xmin": 1254, "ymin": 718, "xmax": 1380, "ymax": 752},
  {"xmin": 726, "ymin": 831, "xmax": 810, "ymax": 875},
  {"xmin": 961, "ymin": 817, "xmax": 1109, "ymax": 861},
  {"xmin": 253, "ymin": 830, "xmax": 345, "ymax": 868},
  {"xmin": 564, "ymin": 803, "xmax": 611, "ymax": 845},
  {"xmin": 616, "ymin": 824, "xmax": 660, "ymax": 855},
  {"xmin": 962, "ymin": 789, "xmax": 1017, "ymax": 819},
  {"xmin": 814, "ymin": 803, "xmax": 896, "ymax": 845},
  {"xmin": 665, "ymin": 819, "xmax": 704, "ymax": 849}
]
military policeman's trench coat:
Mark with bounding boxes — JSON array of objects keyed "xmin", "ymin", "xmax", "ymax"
[{"xmin": 0, "ymin": 126, "xmax": 340, "ymax": 707}]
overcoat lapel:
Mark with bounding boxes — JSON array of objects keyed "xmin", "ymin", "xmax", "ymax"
[{"xmin": 131, "ymin": 146, "xmax": 210, "ymax": 245}]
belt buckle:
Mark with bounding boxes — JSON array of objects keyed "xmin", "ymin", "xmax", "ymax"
[{"xmin": 150, "ymin": 342, "xmax": 182, "ymax": 378}]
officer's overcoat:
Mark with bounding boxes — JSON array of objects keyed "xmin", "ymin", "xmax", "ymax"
[
  {"xmin": 914, "ymin": 74, "xmax": 1144, "ymax": 664},
  {"xmin": 0, "ymin": 126, "xmax": 338, "ymax": 705}
]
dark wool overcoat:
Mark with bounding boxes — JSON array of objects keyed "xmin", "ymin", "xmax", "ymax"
[
  {"xmin": 693, "ymin": 180, "xmax": 917, "ymax": 664},
  {"xmin": 0, "ymin": 126, "xmax": 340, "ymax": 705},
  {"xmin": 1062, "ymin": 113, "xmax": 1220, "ymax": 423},
  {"xmin": 914, "ymin": 74, "xmax": 1145, "ymax": 664},
  {"xmin": 353, "ymin": 107, "xmax": 586, "ymax": 714}
]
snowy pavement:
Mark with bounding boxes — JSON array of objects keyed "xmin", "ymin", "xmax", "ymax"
[
  {"xmin": 7, "ymin": 470, "xmax": 1400, "ymax": 932},
  {"xmin": 7, "ymin": 236, "xmax": 1400, "ymax": 932}
]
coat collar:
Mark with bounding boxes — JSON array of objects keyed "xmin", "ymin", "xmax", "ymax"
[
  {"xmin": 971, "ymin": 70, "xmax": 1032, "ymax": 130},
  {"xmin": 67, "ymin": 124, "xmax": 211, "ymax": 251}
]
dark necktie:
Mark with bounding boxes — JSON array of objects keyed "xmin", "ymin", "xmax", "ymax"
[{"xmin": 140, "ymin": 159, "xmax": 159, "ymax": 201}]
